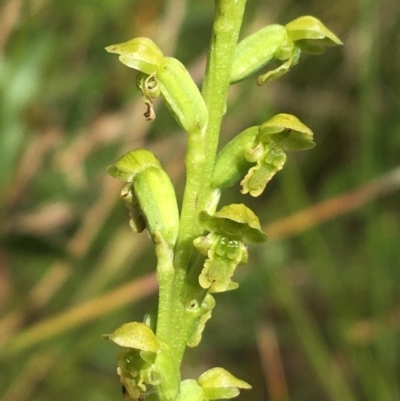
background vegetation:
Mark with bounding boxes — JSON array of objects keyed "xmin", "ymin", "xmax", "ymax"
[{"xmin": 1, "ymin": 0, "xmax": 399, "ymax": 400}]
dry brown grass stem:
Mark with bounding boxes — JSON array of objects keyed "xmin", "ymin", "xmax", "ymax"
[
  {"xmin": 2, "ymin": 273, "xmax": 158, "ymax": 356},
  {"xmin": 266, "ymin": 166, "xmax": 400, "ymax": 240},
  {"xmin": 256, "ymin": 323, "xmax": 289, "ymax": 401}
]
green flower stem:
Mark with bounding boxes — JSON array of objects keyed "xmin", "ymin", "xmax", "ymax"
[
  {"xmin": 166, "ymin": 0, "xmax": 247, "ymax": 363},
  {"xmin": 154, "ymin": 241, "xmax": 175, "ymax": 345},
  {"xmin": 201, "ymin": 0, "xmax": 247, "ymax": 183}
]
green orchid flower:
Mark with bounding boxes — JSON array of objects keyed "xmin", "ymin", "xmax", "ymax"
[
  {"xmin": 108, "ymin": 149, "xmax": 180, "ymax": 248},
  {"xmin": 106, "ymin": 38, "xmax": 207, "ymax": 134},
  {"xmin": 230, "ymin": 16, "xmax": 342, "ymax": 86},
  {"xmin": 241, "ymin": 113, "xmax": 314, "ymax": 196},
  {"xmin": 194, "ymin": 204, "xmax": 266, "ymax": 293},
  {"xmin": 105, "ymin": 322, "xmax": 180, "ymax": 401}
]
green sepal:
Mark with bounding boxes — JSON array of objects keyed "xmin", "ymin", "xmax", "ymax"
[
  {"xmin": 285, "ymin": 15, "xmax": 343, "ymax": 52},
  {"xmin": 198, "ymin": 204, "xmax": 267, "ymax": 243},
  {"xmin": 107, "ymin": 148, "xmax": 161, "ymax": 182},
  {"xmin": 178, "ymin": 380, "xmax": 205, "ymax": 401},
  {"xmin": 198, "ymin": 367, "xmax": 251, "ymax": 400},
  {"xmin": 230, "ymin": 24, "xmax": 294, "ymax": 84},
  {"xmin": 105, "ymin": 37, "xmax": 164, "ymax": 75},
  {"xmin": 212, "ymin": 126, "xmax": 259, "ymax": 189},
  {"xmin": 104, "ymin": 322, "xmax": 160, "ymax": 352},
  {"xmin": 259, "ymin": 113, "xmax": 315, "ymax": 150}
]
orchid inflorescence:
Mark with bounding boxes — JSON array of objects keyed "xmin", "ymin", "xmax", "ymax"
[{"xmin": 104, "ymin": 4, "xmax": 341, "ymax": 400}]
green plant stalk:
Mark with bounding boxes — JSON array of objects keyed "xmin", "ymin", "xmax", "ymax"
[
  {"xmin": 154, "ymin": 242, "xmax": 176, "ymax": 345},
  {"xmin": 163, "ymin": 0, "xmax": 247, "ymax": 363},
  {"xmin": 200, "ymin": 0, "xmax": 247, "ymax": 207}
]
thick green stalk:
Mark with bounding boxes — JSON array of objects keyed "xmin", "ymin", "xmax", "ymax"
[
  {"xmin": 154, "ymin": 243, "xmax": 176, "ymax": 345},
  {"xmin": 201, "ymin": 0, "xmax": 247, "ymax": 167},
  {"xmin": 167, "ymin": 0, "xmax": 247, "ymax": 362}
]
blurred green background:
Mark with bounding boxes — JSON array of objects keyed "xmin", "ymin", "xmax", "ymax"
[{"xmin": 1, "ymin": 0, "xmax": 399, "ymax": 400}]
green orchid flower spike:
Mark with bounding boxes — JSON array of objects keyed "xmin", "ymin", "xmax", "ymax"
[
  {"xmin": 105, "ymin": 3, "xmax": 342, "ymax": 401},
  {"xmin": 194, "ymin": 204, "xmax": 267, "ymax": 293}
]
